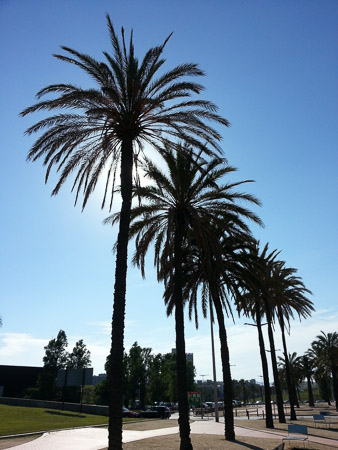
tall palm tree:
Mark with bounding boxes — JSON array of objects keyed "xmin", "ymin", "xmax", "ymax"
[
  {"xmin": 21, "ymin": 17, "xmax": 229, "ymax": 449},
  {"xmin": 278, "ymin": 352, "xmax": 302, "ymax": 405},
  {"xmin": 299, "ymin": 355, "xmax": 315, "ymax": 407},
  {"xmin": 258, "ymin": 252, "xmax": 287, "ymax": 424},
  {"xmin": 240, "ymin": 246, "xmax": 313, "ymax": 423},
  {"xmin": 185, "ymin": 227, "xmax": 261, "ymax": 440},
  {"xmin": 239, "ymin": 295, "xmax": 274, "ymax": 427},
  {"xmin": 113, "ymin": 145, "xmax": 260, "ymax": 446},
  {"xmin": 236, "ymin": 242, "xmax": 279, "ymax": 428},
  {"xmin": 310, "ymin": 331, "xmax": 338, "ymax": 411},
  {"xmin": 272, "ymin": 263, "xmax": 314, "ymax": 419}
]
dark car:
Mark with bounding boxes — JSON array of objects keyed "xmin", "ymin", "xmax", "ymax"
[
  {"xmin": 122, "ymin": 407, "xmax": 139, "ymax": 418},
  {"xmin": 149, "ymin": 405, "xmax": 171, "ymax": 419}
]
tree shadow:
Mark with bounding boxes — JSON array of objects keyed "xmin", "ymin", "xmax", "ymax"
[
  {"xmin": 232, "ymin": 440, "xmax": 266, "ymax": 449},
  {"xmin": 45, "ymin": 410, "xmax": 86, "ymax": 418}
]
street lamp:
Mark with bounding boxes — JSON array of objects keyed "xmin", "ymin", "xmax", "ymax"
[
  {"xmin": 258, "ymin": 375, "xmax": 264, "ymax": 402},
  {"xmin": 199, "ymin": 374, "xmax": 208, "ymax": 420}
]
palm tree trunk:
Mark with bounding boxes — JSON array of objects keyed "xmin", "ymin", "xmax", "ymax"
[
  {"xmin": 264, "ymin": 300, "xmax": 285, "ymax": 423},
  {"xmin": 108, "ymin": 138, "xmax": 133, "ymax": 450},
  {"xmin": 174, "ymin": 215, "xmax": 193, "ymax": 450},
  {"xmin": 279, "ymin": 315, "xmax": 297, "ymax": 420},
  {"xmin": 213, "ymin": 294, "xmax": 235, "ymax": 441},
  {"xmin": 209, "ymin": 302, "xmax": 219, "ymax": 423},
  {"xmin": 255, "ymin": 302, "xmax": 274, "ymax": 428},
  {"xmin": 307, "ymin": 375, "xmax": 315, "ymax": 407}
]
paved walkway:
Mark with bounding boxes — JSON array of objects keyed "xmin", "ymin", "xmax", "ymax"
[{"xmin": 5, "ymin": 417, "xmax": 338, "ymax": 449}]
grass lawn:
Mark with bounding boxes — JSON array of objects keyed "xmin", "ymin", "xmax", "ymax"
[{"xmin": 0, "ymin": 404, "xmax": 109, "ymax": 436}]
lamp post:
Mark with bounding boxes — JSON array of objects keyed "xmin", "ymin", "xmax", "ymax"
[
  {"xmin": 244, "ymin": 321, "xmax": 273, "ymax": 428},
  {"xmin": 266, "ymin": 349, "xmax": 281, "ymax": 406},
  {"xmin": 199, "ymin": 374, "xmax": 208, "ymax": 420}
]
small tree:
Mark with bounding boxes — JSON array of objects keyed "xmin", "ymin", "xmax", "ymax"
[
  {"xmin": 68, "ymin": 339, "xmax": 91, "ymax": 369},
  {"xmin": 148, "ymin": 353, "xmax": 165, "ymax": 404},
  {"xmin": 127, "ymin": 342, "xmax": 151, "ymax": 409},
  {"xmin": 35, "ymin": 330, "xmax": 69, "ymax": 400},
  {"xmin": 43, "ymin": 330, "xmax": 68, "ymax": 370}
]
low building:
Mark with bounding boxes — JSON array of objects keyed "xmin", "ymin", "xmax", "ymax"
[{"xmin": 0, "ymin": 365, "xmax": 43, "ymax": 397}]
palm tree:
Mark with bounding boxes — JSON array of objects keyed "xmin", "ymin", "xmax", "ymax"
[
  {"xmin": 310, "ymin": 331, "xmax": 338, "ymax": 411},
  {"xmin": 239, "ymin": 297, "xmax": 275, "ymax": 427},
  {"xmin": 112, "ymin": 145, "xmax": 260, "ymax": 446},
  {"xmin": 239, "ymin": 246, "xmax": 313, "ymax": 423},
  {"xmin": 272, "ymin": 263, "xmax": 314, "ymax": 419},
  {"xmin": 278, "ymin": 352, "xmax": 302, "ymax": 406},
  {"xmin": 21, "ymin": 17, "xmax": 229, "ymax": 449},
  {"xmin": 236, "ymin": 242, "xmax": 278, "ymax": 428},
  {"xmin": 258, "ymin": 251, "xmax": 287, "ymax": 424},
  {"xmin": 299, "ymin": 355, "xmax": 315, "ymax": 407},
  {"xmin": 185, "ymin": 227, "xmax": 262, "ymax": 440}
]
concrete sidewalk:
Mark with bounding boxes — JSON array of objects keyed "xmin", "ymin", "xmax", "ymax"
[{"xmin": 6, "ymin": 418, "xmax": 338, "ymax": 449}]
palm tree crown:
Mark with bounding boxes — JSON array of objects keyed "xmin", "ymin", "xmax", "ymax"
[
  {"xmin": 21, "ymin": 15, "xmax": 229, "ymax": 210},
  {"xmin": 125, "ymin": 146, "xmax": 261, "ymax": 278},
  {"xmin": 309, "ymin": 331, "xmax": 338, "ymax": 409}
]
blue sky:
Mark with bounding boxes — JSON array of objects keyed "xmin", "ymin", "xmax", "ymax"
[{"xmin": 1, "ymin": 0, "xmax": 337, "ymax": 383}]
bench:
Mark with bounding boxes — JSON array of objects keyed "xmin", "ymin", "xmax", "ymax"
[
  {"xmin": 282, "ymin": 424, "xmax": 308, "ymax": 448},
  {"xmin": 313, "ymin": 414, "xmax": 328, "ymax": 428}
]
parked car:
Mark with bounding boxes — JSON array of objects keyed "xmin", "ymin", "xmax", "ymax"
[
  {"xmin": 122, "ymin": 407, "xmax": 139, "ymax": 418},
  {"xmin": 204, "ymin": 402, "xmax": 214, "ymax": 411},
  {"xmin": 162, "ymin": 402, "xmax": 176, "ymax": 411},
  {"xmin": 232, "ymin": 400, "xmax": 241, "ymax": 407},
  {"xmin": 139, "ymin": 405, "xmax": 171, "ymax": 419},
  {"xmin": 151, "ymin": 405, "xmax": 171, "ymax": 419}
]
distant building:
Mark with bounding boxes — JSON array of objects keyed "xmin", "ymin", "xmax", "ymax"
[
  {"xmin": 0, "ymin": 365, "xmax": 43, "ymax": 397},
  {"xmin": 92, "ymin": 373, "xmax": 106, "ymax": 386},
  {"xmin": 171, "ymin": 348, "xmax": 194, "ymax": 365}
]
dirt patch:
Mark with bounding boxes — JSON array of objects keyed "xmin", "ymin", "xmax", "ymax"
[
  {"xmin": 0, "ymin": 435, "xmax": 41, "ymax": 449},
  {"xmin": 122, "ymin": 434, "xmax": 282, "ymax": 449},
  {"xmin": 234, "ymin": 416, "xmax": 338, "ymax": 439},
  {"xmin": 123, "ymin": 419, "xmax": 179, "ymax": 431}
]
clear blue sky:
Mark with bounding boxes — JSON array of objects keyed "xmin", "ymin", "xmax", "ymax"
[{"xmin": 1, "ymin": 0, "xmax": 337, "ymax": 382}]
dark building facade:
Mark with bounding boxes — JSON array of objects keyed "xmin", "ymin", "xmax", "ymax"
[{"xmin": 0, "ymin": 365, "xmax": 43, "ymax": 397}]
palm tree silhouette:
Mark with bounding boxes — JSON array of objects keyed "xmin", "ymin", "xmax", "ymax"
[
  {"xmin": 299, "ymin": 355, "xmax": 315, "ymax": 407},
  {"xmin": 278, "ymin": 352, "xmax": 302, "ymax": 406},
  {"xmin": 272, "ymin": 262, "xmax": 313, "ymax": 419},
  {"xmin": 310, "ymin": 331, "xmax": 338, "ymax": 410},
  {"xmin": 21, "ymin": 17, "xmax": 229, "ymax": 449},
  {"xmin": 236, "ymin": 242, "xmax": 277, "ymax": 428},
  {"xmin": 113, "ymin": 145, "xmax": 261, "ymax": 446},
  {"xmin": 185, "ymin": 237, "xmax": 262, "ymax": 439}
]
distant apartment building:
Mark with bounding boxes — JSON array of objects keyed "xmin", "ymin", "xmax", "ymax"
[
  {"xmin": 171, "ymin": 348, "xmax": 194, "ymax": 365},
  {"xmin": 92, "ymin": 373, "xmax": 106, "ymax": 386}
]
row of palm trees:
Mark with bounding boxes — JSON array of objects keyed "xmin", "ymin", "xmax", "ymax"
[
  {"xmin": 278, "ymin": 331, "xmax": 338, "ymax": 412},
  {"xmin": 20, "ymin": 16, "xmax": 324, "ymax": 450}
]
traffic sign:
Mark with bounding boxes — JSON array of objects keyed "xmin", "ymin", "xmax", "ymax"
[{"xmin": 188, "ymin": 391, "xmax": 201, "ymax": 407}]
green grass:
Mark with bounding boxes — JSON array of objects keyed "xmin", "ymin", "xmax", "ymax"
[{"xmin": 0, "ymin": 404, "xmax": 109, "ymax": 436}]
